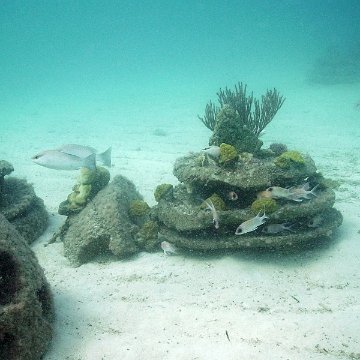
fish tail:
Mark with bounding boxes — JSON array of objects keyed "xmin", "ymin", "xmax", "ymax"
[
  {"xmin": 98, "ymin": 147, "xmax": 112, "ymax": 167},
  {"xmin": 310, "ymin": 184, "xmax": 319, "ymax": 196},
  {"xmin": 283, "ymin": 223, "xmax": 295, "ymax": 232},
  {"xmin": 260, "ymin": 207, "xmax": 268, "ymax": 219},
  {"xmin": 82, "ymin": 153, "xmax": 96, "ymax": 170}
]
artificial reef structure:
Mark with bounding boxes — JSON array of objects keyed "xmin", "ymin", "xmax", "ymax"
[
  {"xmin": 153, "ymin": 82, "xmax": 343, "ymax": 251},
  {"xmin": 51, "ymin": 82, "xmax": 342, "ymax": 260},
  {"xmin": 0, "ymin": 214, "xmax": 54, "ymax": 360},
  {"xmin": 0, "ymin": 160, "xmax": 48, "ymax": 244},
  {"xmin": 52, "ymin": 173, "xmax": 158, "ymax": 266},
  {"xmin": 0, "ymin": 160, "xmax": 53, "ymax": 359}
]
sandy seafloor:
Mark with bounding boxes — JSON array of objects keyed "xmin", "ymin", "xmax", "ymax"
[{"xmin": 2, "ymin": 82, "xmax": 360, "ymax": 360}]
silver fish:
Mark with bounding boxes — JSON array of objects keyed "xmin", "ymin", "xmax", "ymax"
[
  {"xmin": 32, "ymin": 150, "xmax": 96, "ymax": 170},
  {"xmin": 266, "ymin": 183, "xmax": 318, "ymax": 202},
  {"xmin": 287, "ymin": 183, "xmax": 318, "ymax": 201},
  {"xmin": 205, "ymin": 199, "xmax": 220, "ymax": 229},
  {"xmin": 263, "ymin": 223, "xmax": 294, "ymax": 234},
  {"xmin": 58, "ymin": 144, "xmax": 112, "ymax": 167},
  {"xmin": 235, "ymin": 211, "xmax": 268, "ymax": 235},
  {"xmin": 202, "ymin": 146, "xmax": 221, "ymax": 159},
  {"xmin": 161, "ymin": 241, "xmax": 177, "ymax": 255},
  {"xmin": 266, "ymin": 186, "xmax": 293, "ymax": 200}
]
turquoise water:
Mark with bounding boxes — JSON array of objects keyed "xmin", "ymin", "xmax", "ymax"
[
  {"xmin": 1, "ymin": 1, "xmax": 359, "ymax": 127},
  {"xmin": 1, "ymin": 2, "xmax": 360, "ymax": 359}
]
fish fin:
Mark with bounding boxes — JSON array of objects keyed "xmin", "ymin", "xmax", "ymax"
[
  {"xmin": 204, "ymin": 200, "xmax": 213, "ymax": 211},
  {"xmin": 289, "ymin": 196, "xmax": 303, "ymax": 202},
  {"xmin": 259, "ymin": 208, "xmax": 268, "ymax": 219},
  {"xmin": 82, "ymin": 153, "xmax": 96, "ymax": 170},
  {"xmin": 310, "ymin": 184, "xmax": 319, "ymax": 196},
  {"xmin": 283, "ymin": 223, "xmax": 295, "ymax": 232},
  {"xmin": 98, "ymin": 147, "xmax": 112, "ymax": 167}
]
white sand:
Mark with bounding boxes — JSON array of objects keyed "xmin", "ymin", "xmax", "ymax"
[{"xmin": 2, "ymin": 83, "xmax": 360, "ymax": 359}]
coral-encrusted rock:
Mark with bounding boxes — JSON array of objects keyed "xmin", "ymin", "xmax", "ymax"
[
  {"xmin": 0, "ymin": 162, "xmax": 48, "ymax": 244},
  {"xmin": 54, "ymin": 175, "xmax": 149, "ymax": 266},
  {"xmin": 0, "ymin": 214, "xmax": 54, "ymax": 360},
  {"xmin": 0, "ymin": 160, "xmax": 14, "ymax": 193},
  {"xmin": 0, "ymin": 160, "xmax": 14, "ymax": 204},
  {"xmin": 174, "ymin": 152, "xmax": 317, "ymax": 191},
  {"xmin": 154, "ymin": 150, "xmax": 342, "ymax": 251},
  {"xmin": 155, "ymin": 184, "xmax": 337, "ymax": 232},
  {"xmin": 159, "ymin": 208, "xmax": 342, "ymax": 250}
]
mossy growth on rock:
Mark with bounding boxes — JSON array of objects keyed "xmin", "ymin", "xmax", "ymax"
[
  {"xmin": 202, "ymin": 193, "xmax": 227, "ymax": 211},
  {"xmin": 251, "ymin": 198, "xmax": 278, "ymax": 214},
  {"xmin": 154, "ymin": 183, "xmax": 173, "ymax": 202},
  {"xmin": 219, "ymin": 143, "xmax": 238, "ymax": 164},
  {"xmin": 269, "ymin": 143, "xmax": 288, "ymax": 156},
  {"xmin": 238, "ymin": 152, "xmax": 253, "ymax": 163},
  {"xmin": 68, "ymin": 184, "xmax": 92, "ymax": 207},
  {"xmin": 274, "ymin": 151, "xmax": 305, "ymax": 169},
  {"xmin": 129, "ymin": 200, "xmax": 150, "ymax": 217},
  {"xmin": 59, "ymin": 166, "xmax": 110, "ymax": 215},
  {"xmin": 135, "ymin": 220, "xmax": 159, "ymax": 251}
]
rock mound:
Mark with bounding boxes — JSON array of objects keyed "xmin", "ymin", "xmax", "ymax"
[
  {"xmin": 154, "ymin": 150, "xmax": 342, "ymax": 251},
  {"xmin": 0, "ymin": 214, "xmax": 54, "ymax": 360},
  {"xmin": 0, "ymin": 161, "xmax": 48, "ymax": 244},
  {"xmin": 54, "ymin": 175, "xmax": 158, "ymax": 266}
]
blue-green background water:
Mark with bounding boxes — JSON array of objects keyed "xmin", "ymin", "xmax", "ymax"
[
  {"xmin": 1, "ymin": 0, "xmax": 359, "ymax": 129},
  {"xmin": 2, "ymin": 3, "xmax": 360, "ymax": 359}
]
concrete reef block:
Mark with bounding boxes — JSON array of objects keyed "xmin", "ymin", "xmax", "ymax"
[
  {"xmin": 56, "ymin": 175, "xmax": 153, "ymax": 266},
  {"xmin": 155, "ymin": 183, "xmax": 336, "ymax": 233},
  {"xmin": 0, "ymin": 174, "xmax": 48, "ymax": 244},
  {"xmin": 159, "ymin": 208, "xmax": 342, "ymax": 251},
  {"xmin": 0, "ymin": 214, "xmax": 54, "ymax": 360},
  {"xmin": 155, "ymin": 148, "xmax": 342, "ymax": 252},
  {"xmin": 173, "ymin": 151, "xmax": 317, "ymax": 191}
]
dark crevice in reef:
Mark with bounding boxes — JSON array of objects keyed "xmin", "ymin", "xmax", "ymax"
[{"xmin": 0, "ymin": 332, "xmax": 17, "ymax": 360}]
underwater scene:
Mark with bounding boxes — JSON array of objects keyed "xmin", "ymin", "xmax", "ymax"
[{"xmin": 1, "ymin": 1, "xmax": 360, "ymax": 359}]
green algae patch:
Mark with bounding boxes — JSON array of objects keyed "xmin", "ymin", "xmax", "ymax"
[
  {"xmin": 136, "ymin": 220, "xmax": 160, "ymax": 251},
  {"xmin": 202, "ymin": 193, "xmax": 226, "ymax": 211},
  {"xmin": 59, "ymin": 166, "xmax": 110, "ymax": 215},
  {"xmin": 219, "ymin": 143, "xmax": 238, "ymax": 164},
  {"xmin": 274, "ymin": 151, "xmax": 305, "ymax": 169},
  {"xmin": 129, "ymin": 200, "xmax": 150, "ymax": 217},
  {"xmin": 251, "ymin": 198, "xmax": 278, "ymax": 214},
  {"xmin": 154, "ymin": 183, "xmax": 173, "ymax": 202}
]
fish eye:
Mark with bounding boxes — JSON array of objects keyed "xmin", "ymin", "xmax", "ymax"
[
  {"xmin": 267, "ymin": 187, "xmax": 273, "ymax": 191},
  {"xmin": 237, "ymin": 228, "xmax": 243, "ymax": 233}
]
